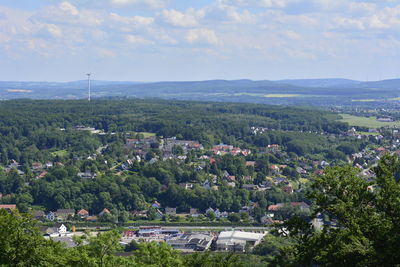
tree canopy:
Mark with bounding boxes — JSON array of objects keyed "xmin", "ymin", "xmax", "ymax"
[{"xmin": 276, "ymin": 155, "xmax": 400, "ymax": 266}]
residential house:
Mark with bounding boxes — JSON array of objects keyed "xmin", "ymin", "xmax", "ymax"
[
  {"xmin": 77, "ymin": 209, "xmax": 89, "ymax": 218},
  {"xmin": 45, "ymin": 162, "xmax": 53, "ymax": 169},
  {"xmin": 245, "ymin": 161, "xmax": 256, "ymax": 167},
  {"xmin": 202, "ymin": 180, "xmax": 211, "ymax": 190},
  {"xmin": 56, "ymin": 209, "xmax": 75, "ymax": 221},
  {"xmin": 206, "ymin": 207, "xmax": 215, "ymax": 215},
  {"xmin": 77, "ymin": 171, "xmax": 96, "ymax": 179},
  {"xmin": 190, "ymin": 208, "xmax": 199, "ymax": 217},
  {"xmin": 282, "ymin": 186, "xmax": 293, "ymax": 194},
  {"xmin": 296, "ymin": 167, "xmax": 307, "ymax": 175},
  {"xmin": 214, "ymin": 209, "xmax": 221, "ymax": 218},
  {"xmin": 267, "ymin": 203, "xmax": 285, "ymax": 212},
  {"xmin": 151, "ymin": 201, "xmax": 161, "ymax": 209},
  {"xmin": 227, "ymin": 182, "xmax": 236, "ymax": 187},
  {"xmin": 165, "ymin": 207, "xmax": 177, "ymax": 215},
  {"xmin": 99, "ymin": 208, "xmax": 111, "ymax": 216},
  {"xmin": 179, "ymin": 183, "xmax": 193, "ymax": 190},
  {"xmin": 46, "ymin": 211, "xmax": 55, "ymax": 221},
  {"xmin": 271, "ymin": 177, "xmax": 287, "ymax": 185},
  {"xmin": 33, "ymin": 210, "xmax": 45, "ymax": 221},
  {"xmin": 0, "ymin": 204, "xmax": 17, "ymax": 211},
  {"xmin": 36, "ymin": 171, "xmax": 48, "ymax": 179},
  {"xmin": 86, "ymin": 216, "xmax": 98, "ymax": 222},
  {"xmin": 31, "ymin": 162, "xmax": 43, "ymax": 171}
]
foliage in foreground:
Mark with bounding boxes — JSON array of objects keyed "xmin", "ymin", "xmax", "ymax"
[
  {"xmin": 0, "ymin": 209, "xmax": 243, "ymax": 267},
  {"xmin": 275, "ymin": 154, "xmax": 400, "ymax": 266}
]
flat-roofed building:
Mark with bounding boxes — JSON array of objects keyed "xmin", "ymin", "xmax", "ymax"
[
  {"xmin": 167, "ymin": 233, "xmax": 214, "ymax": 251},
  {"xmin": 216, "ymin": 231, "xmax": 266, "ymax": 252}
]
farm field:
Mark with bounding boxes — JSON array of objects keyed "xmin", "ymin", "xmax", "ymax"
[{"xmin": 338, "ymin": 114, "xmax": 400, "ymax": 128}]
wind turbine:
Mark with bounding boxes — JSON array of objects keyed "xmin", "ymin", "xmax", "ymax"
[{"xmin": 87, "ymin": 73, "xmax": 91, "ymax": 101}]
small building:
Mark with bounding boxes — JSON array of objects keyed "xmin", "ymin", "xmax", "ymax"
[
  {"xmin": 77, "ymin": 209, "xmax": 89, "ymax": 218},
  {"xmin": 36, "ymin": 171, "xmax": 48, "ymax": 179},
  {"xmin": 179, "ymin": 183, "xmax": 193, "ymax": 190},
  {"xmin": 56, "ymin": 209, "xmax": 75, "ymax": 221},
  {"xmin": 0, "ymin": 204, "xmax": 17, "ymax": 211},
  {"xmin": 86, "ymin": 216, "xmax": 98, "ymax": 222},
  {"xmin": 31, "ymin": 162, "xmax": 43, "ymax": 171},
  {"xmin": 99, "ymin": 208, "xmax": 111, "ymax": 216},
  {"xmin": 137, "ymin": 226, "xmax": 161, "ymax": 237},
  {"xmin": 77, "ymin": 171, "xmax": 97, "ymax": 179},
  {"xmin": 46, "ymin": 211, "xmax": 55, "ymax": 221},
  {"xmin": 165, "ymin": 207, "xmax": 177, "ymax": 215},
  {"xmin": 190, "ymin": 208, "xmax": 199, "ymax": 217},
  {"xmin": 151, "ymin": 201, "xmax": 161, "ymax": 209},
  {"xmin": 33, "ymin": 210, "xmax": 45, "ymax": 221},
  {"xmin": 282, "ymin": 186, "xmax": 293, "ymax": 194},
  {"xmin": 45, "ymin": 162, "xmax": 54, "ymax": 169},
  {"xmin": 245, "ymin": 161, "xmax": 256, "ymax": 167}
]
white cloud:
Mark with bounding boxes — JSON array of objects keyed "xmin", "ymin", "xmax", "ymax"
[
  {"xmin": 285, "ymin": 30, "xmax": 301, "ymax": 40},
  {"xmin": 220, "ymin": 0, "xmax": 286, "ymax": 8},
  {"xmin": 331, "ymin": 5, "xmax": 400, "ymax": 31},
  {"xmin": 33, "ymin": 2, "xmax": 103, "ymax": 27},
  {"xmin": 160, "ymin": 9, "xmax": 204, "ymax": 27},
  {"xmin": 186, "ymin": 28, "xmax": 219, "ymax": 45},
  {"xmin": 126, "ymin": 34, "xmax": 152, "ymax": 44},
  {"xmin": 59, "ymin": 1, "xmax": 79, "ymax": 16},
  {"xmin": 334, "ymin": 17, "xmax": 365, "ymax": 30},
  {"xmin": 109, "ymin": 13, "xmax": 154, "ymax": 26},
  {"xmin": 44, "ymin": 24, "xmax": 63, "ymax": 38},
  {"xmin": 110, "ymin": 0, "xmax": 166, "ymax": 8},
  {"xmin": 96, "ymin": 47, "xmax": 116, "ymax": 57}
]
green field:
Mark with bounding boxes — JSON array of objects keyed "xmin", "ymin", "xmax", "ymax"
[
  {"xmin": 51, "ymin": 150, "xmax": 68, "ymax": 158},
  {"xmin": 338, "ymin": 114, "xmax": 400, "ymax": 128},
  {"xmin": 131, "ymin": 132, "xmax": 156, "ymax": 138}
]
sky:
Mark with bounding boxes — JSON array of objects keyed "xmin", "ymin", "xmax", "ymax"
[{"xmin": 0, "ymin": 0, "xmax": 399, "ymax": 82}]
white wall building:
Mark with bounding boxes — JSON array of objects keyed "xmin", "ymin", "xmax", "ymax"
[{"xmin": 216, "ymin": 230, "xmax": 266, "ymax": 252}]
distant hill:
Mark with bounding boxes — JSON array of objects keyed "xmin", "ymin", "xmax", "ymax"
[
  {"xmin": 276, "ymin": 78, "xmax": 361, "ymax": 88},
  {"xmin": 0, "ymin": 78, "xmax": 400, "ymax": 107}
]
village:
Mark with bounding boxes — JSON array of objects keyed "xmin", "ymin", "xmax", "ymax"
[{"xmin": 1, "ymin": 122, "xmax": 400, "ymax": 254}]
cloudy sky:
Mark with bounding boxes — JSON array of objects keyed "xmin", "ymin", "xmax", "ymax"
[{"xmin": 0, "ymin": 0, "xmax": 399, "ymax": 81}]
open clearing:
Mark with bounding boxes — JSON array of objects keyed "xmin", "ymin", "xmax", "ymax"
[
  {"xmin": 51, "ymin": 150, "xmax": 68, "ymax": 158},
  {"xmin": 338, "ymin": 114, "xmax": 400, "ymax": 128},
  {"xmin": 132, "ymin": 132, "xmax": 156, "ymax": 138}
]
